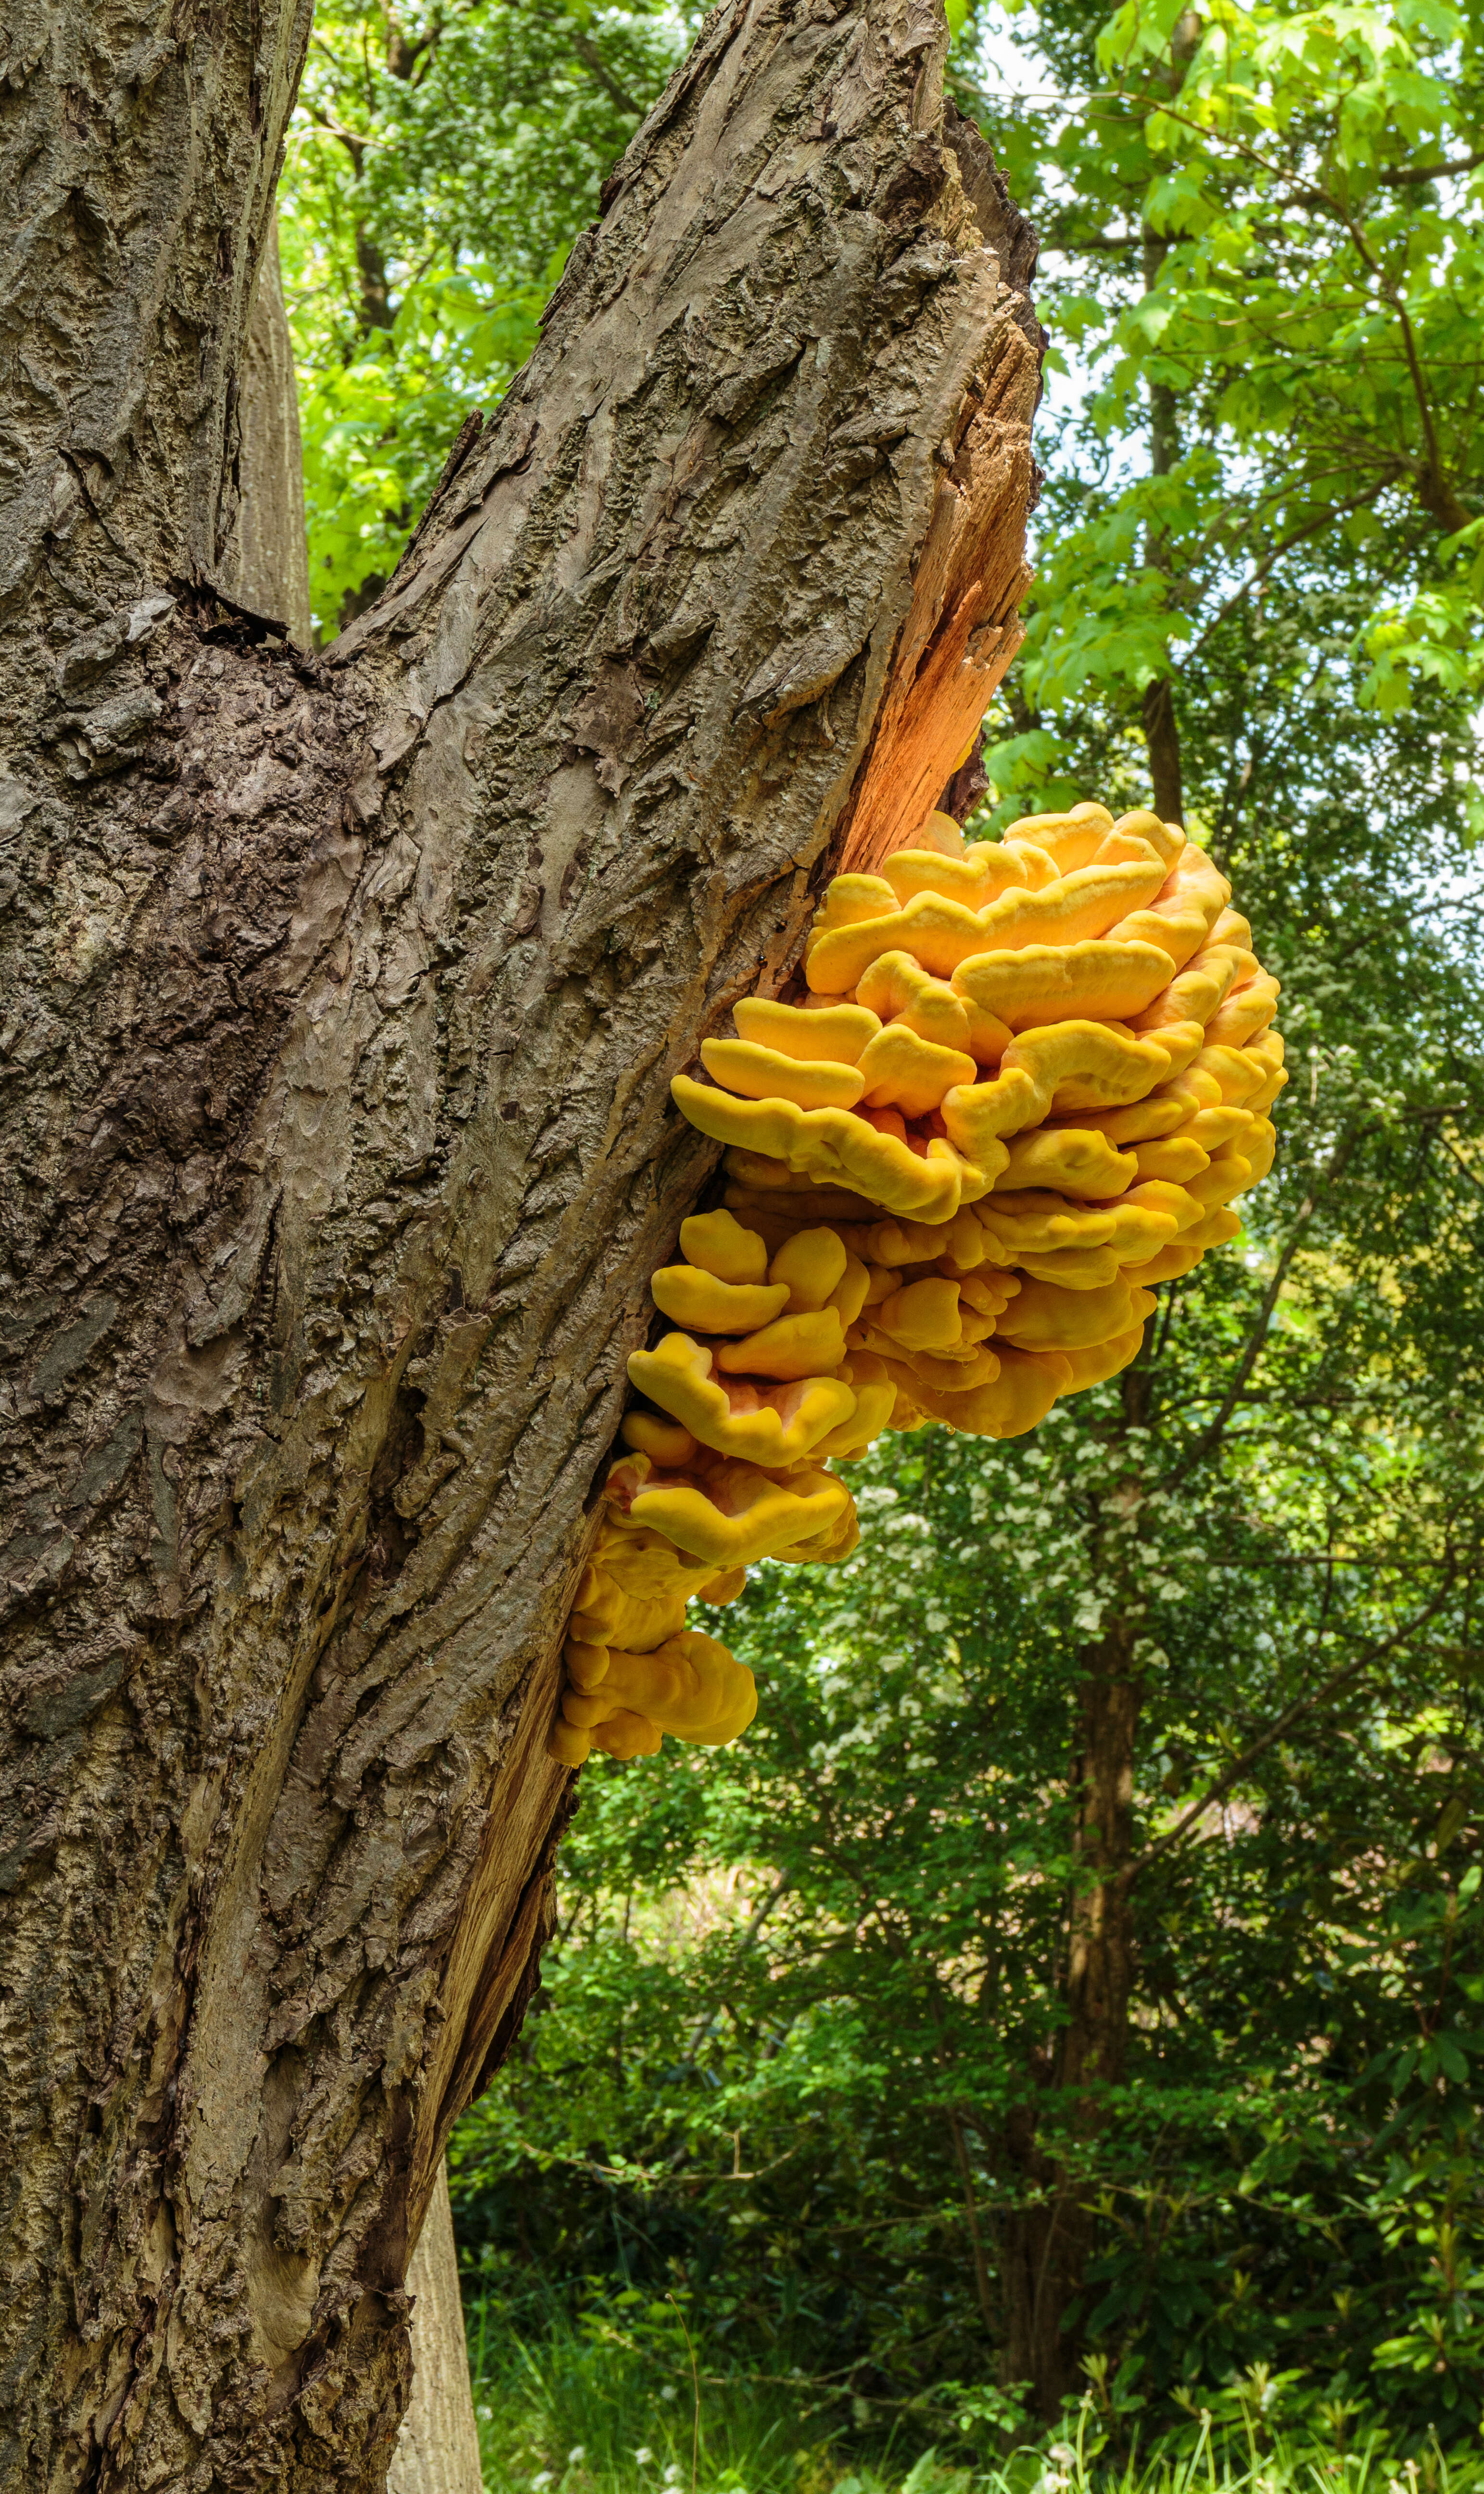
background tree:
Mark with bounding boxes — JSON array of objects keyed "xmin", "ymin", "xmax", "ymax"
[
  {"xmin": 0, "ymin": 2, "xmax": 1041, "ymax": 2483},
  {"xmin": 278, "ymin": 0, "xmax": 686, "ymax": 631},
  {"xmin": 962, "ymin": 0, "xmax": 1484, "ymax": 814}
]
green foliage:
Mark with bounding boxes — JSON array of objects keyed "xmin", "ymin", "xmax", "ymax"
[
  {"xmin": 277, "ymin": 0, "xmax": 685, "ymax": 633},
  {"xmin": 948, "ymin": 0, "xmax": 1484, "ymax": 799}
]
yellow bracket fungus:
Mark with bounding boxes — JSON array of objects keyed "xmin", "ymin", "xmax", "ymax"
[
  {"xmin": 548, "ymin": 791, "xmax": 1285, "ymax": 1768},
  {"xmin": 627, "ymin": 1331, "xmax": 856, "ymax": 1465},
  {"xmin": 609, "ymin": 1449, "xmax": 855, "ymax": 1569},
  {"xmin": 649, "ymin": 1265, "xmax": 790, "ymax": 1332}
]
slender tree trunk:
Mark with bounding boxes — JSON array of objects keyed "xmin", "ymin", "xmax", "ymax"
[
  {"xmin": 1024, "ymin": 1612, "xmax": 1142, "ymax": 2410},
  {"xmin": 998, "ymin": 1365, "xmax": 1150, "ymax": 2419},
  {"xmin": 0, "ymin": 4, "xmax": 1041, "ymax": 2486},
  {"xmin": 387, "ymin": 2166, "xmax": 482, "ymax": 2494},
  {"xmin": 1140, "ymin": 233, "xmax": 1184, "ymax": 824},
  {"xmin": 221, "ymin": 219, "xmax": 316, "ymax": 647}
]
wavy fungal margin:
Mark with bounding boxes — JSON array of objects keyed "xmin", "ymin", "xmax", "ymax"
[{"xmin": 549, "ymin": 800, "xmax": 1284, "ymax": 1767}]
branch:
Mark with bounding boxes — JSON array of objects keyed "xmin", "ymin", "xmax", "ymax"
[
  {"xmin": 1047, "ymin": 230, "xmax": 1142, "ymax": 252},
  {"xmin": 1120, "ymin": 1579, "xmax": 1459, "ymax": 1893},
  {"xmin": 1377, "ymin": 148, "xmax": 1484, "ymax": 186},
  {"xmin": 1165, "ymin": 1126, "xmax": 1361, "ymax": 1486},
  {"xmin": 571, "ymin": 30, "xmax": 645, "ymax": 117},
  {"xmin": 1111, "ymin": 85, "xmax": 1462, "ymax": 520},
  {"xmin": 1187, "ymin": 483, "xmax": 1388, "ymax": 658}
]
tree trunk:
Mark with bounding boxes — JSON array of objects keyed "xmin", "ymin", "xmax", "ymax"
[
  {"xmin": 387, "ymin": 2166, "xmax": 482, "ymax": 2494},
  {"xmin": 0, "ymin": 3, "xmax": 1040, "ymax": 2486},
  {"xmin": 225, "ymin": 223, "xmax": 484, "ymax": 2487},
  {"xmin": 221, "ymin": 218, "xmax": 316, "ymax": 649},
  {"xmin": 997, "ymin": 1365, "xmax": 1150, "ymax": 2419},
  {"xmin": 1140, "ymin": 233, "xmax": 1183, "ymax": 824}
]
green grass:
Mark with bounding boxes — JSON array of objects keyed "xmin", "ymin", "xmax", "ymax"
[
  {"xmin": 466, "ymin": 2301, "xmax": 829, "ymax": 2494},
  {"xmin": 463, "ymin": 2308, "xmax": 1484, "ymax": 2494}
]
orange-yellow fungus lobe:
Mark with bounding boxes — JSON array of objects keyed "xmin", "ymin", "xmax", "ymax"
[
  {"xmin": 597, "ymin": 1714, "xmax": 669, "ymax": 1760},
  {"xmin": 1054, "ymin": 1323, "xmax": 1147, "ymax": 1391},
  {"xmin": 1193, "ymin": 1043, "xmax": 1267, "ymax": 1105},
  {"xmin": 978, "ymin": 860, "xmax": 1170, "ymax": 949},
  {"xmin": 548, "ymin": 1718, "xmax": 598, "ymax": 1766},
  {"xmin": 874, "ymin": 1276, "xmax": 968, "ymax": 1353},
  {"xmin": 616, "ymin": 1451, "xmax": 855, "ymax": 1569},
  {"xmin": 812, "ymin": 1353, "xmax": 898, "ymax": 1457},
  {"xmin": 914, "ymin": 807, "xmax": 971, "ymax": 854},
  {"xmin": 1113, "ymin": 1176, "xmax": 1199, "ymax": 1236},
  {"xmin": 997, "ymin": 1276, "xmax": 1157, "ymax": 1353},
  {"xmin": 855, "ymin": 952, "xmax": 988, "ymax": 1055},
  {"xmin": 805, "ymin": 891, "xmax": 1003, "ymax": 991},
  {"xmin": 1015, "ymin": 1244, "xmax": 1124, "ymax": 1291},
  {"xmin": 562, "ymin": 781, "xmax": 1280, "ymax": 1778},
  {"xmin": 1000, "ymin": 804, "xmax": 1115, "ymax": 873},
  {"xmin": 856, "ymin": 1023, "xmax": 978, "ymax": 1115},
  {"xmin": 1205, "ymin": 972, "xmax": 1280, "ymax": 1048},
  {"xmin": 1106, "ymin": 842, "xmax": 1230, "ymax": 970},
  {"xmin": 621, "ymin": 1409, "xmax": 700, "ymax": 1467},
  {"xmin": 733, "ymin": 997, "xmax": 882, "ymax": 1064},
  {"xmin": 649, "ymin": 1263, "xmax": 791, "ymax": 1333},
  {"xmin": 1044, "ymin": 1094, "xmax": 1185, "ymax": 1144},
  {"xmin": 562, "ymin": 1630, "xmax": 757, "ymax": 1748},
  {"xmin": 563, "ymin": 1638, "xmax": 610, "ymax": 1692},
  {"xmin": 939, "ymin": 1020, "xmax": 1170, "ymax": 1163},
  {"xmin": 993, "ymin": 1126, "xmax": 1138, "ymax": 1200},
  {"xmin": 953, "ymin": 939, "xmax": 1173, "ymax": 1033},
  {"xmin": 671, "ymin": 1078, "xmax": 995, "ymax": 1221},
  {"xmin": 722, "ymin": 1162, "xmax": 883, "ymax": 1223},
  {"xmin": 627, "ymin": 1333, "xmax": 854, "ymax": 1465},
  {"xmin": 1184, "ymin": 1145, "xmax": 1255, "ymax": 1210},
  {"xmin": 881, "ymin": 840, "xmax": 1039, "ymax": 913},
  {"xmin": 1130, "ymin": 1135, "xmax": 1210, "ymax": 1184},
  {"xmin": 768, "ymin": 1227, "xmax": 848, "ymax": 1312},
  {"xmin": 679, "ymin": 1208, "xmax": 770, "ymax": 1285},
  {"xmin": 701, "ymin": 1037, "xmax": 865, "ymax": 1110},
  {"xmin": 1110, "ymin": 809, "xmax": 1185, "ymax": 868},
  {"xmin": 713, "ymin": 1307, "xmax": 847, "ymax": 1378},
  {"xmin": 974, "ymin": 1191, "xmax": 1118, "ymax": 1260},
  {"xmin": 1179, "ymin": 1103, "xmax": 1253, "ymax": 1151},
  {"xmin": 1006, "ymin": 1020, "xmax": 1172, "ymax": 1116},
  {"xmin": 804, "ymin": 873, "xmax": 899, "ymax": 944},
  {"xmin": 881, "ymin": 1342, "xmax": 1066, "ymax": 1438}
]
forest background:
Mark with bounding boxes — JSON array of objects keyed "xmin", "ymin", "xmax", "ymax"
[{"xmin": 276, "ymin": 0, "xmax": 1484, "ymax": 2477}]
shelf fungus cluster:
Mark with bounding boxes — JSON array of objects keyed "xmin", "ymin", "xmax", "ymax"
[{"xmin": 548, "ymin": 801, "xmax": 1285, "ymax": 1768}]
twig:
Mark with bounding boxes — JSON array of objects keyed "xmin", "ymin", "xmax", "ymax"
[
  {"xmin": 1187, "ymin": 484, "xmax": 1387, "ymax": 658},
  {"xmin": 1165, "ymin": 1127, "xmax": 1360, "ymax": 1487},
  {"xmin": 1119, "ymin": 1580, "xmax": 1457, "ymax": 1892},
  {"xmin": 571, "ymin": 30, "xmax": 644, "ymax": 116}
]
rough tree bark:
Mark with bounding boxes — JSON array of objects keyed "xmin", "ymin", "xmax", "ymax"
[
  {"xmin": 224, "ymin": 229, "xmax": 480, "ymax": 2494},
  {"xmin": 0, "ymin": 4, "xmax": 1040, "ymax": 2487}
]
